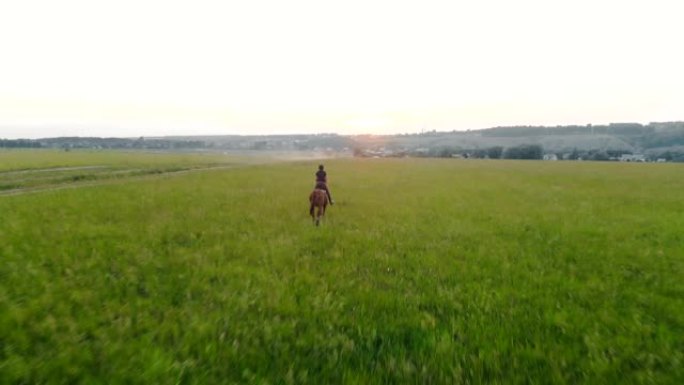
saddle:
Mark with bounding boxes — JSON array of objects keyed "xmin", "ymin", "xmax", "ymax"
[{"xmin": 315, "ymin": 181, "xmax": 327, "ymax": 190}]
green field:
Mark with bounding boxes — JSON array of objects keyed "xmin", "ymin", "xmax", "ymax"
[
  {"xmin": 0, "ymin": 150, "xmax": 281, "ymax": 193},
  {"xmin": 1, "ymin": 150, "xmax": 683, "ymax": 384}
]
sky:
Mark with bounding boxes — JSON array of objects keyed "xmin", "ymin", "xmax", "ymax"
[{"xmin": 1, "ymin": 0, "xmax": 682, "ymax": 139}]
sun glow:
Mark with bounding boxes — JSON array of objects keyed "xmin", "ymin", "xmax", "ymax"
[
  {"xmin": 1, "ymin": 0, "xmax": 683, "ymax": 138},
  {"xmin": 346, "ymin": 117, "xmax": 391, "ymax": 133}
]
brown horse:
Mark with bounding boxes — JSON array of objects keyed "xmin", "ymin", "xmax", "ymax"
[{"xmin": 309, "ymin": 189, "xmax": 328, "ymax": 226}]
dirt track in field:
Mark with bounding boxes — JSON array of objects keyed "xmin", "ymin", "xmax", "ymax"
[
  {"xmin": 0, "ymin": 165, "xmax": 242, "ymax": 197},
  {"xmin": 0, "ymin": 166, "xmax": 109, "ymax": 175}
]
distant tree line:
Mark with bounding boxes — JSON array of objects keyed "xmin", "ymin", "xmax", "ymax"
[
  {"xmin": 5, "ymin": 121, "xmax": 684, "ymax": 162},
  {"xmin": 502, "ymin": 144, "xmax": 543, "ymax": 159},
  {"xmin": 0, "ymin": 134, "xmax": 356, "ymax": 153},
  {"xmin": 0, "ymin": 139, "xmax": 43, "ymax": 148},
  {"xmin": 354, "ymin": 142, "xmax": 684, "ymax": 162},
  {"xmin": 481, "ymin": 123, "xmax": 654, "ymax": 137},
  {"xmin": 0, "ymin": 137, "xmax": 206, "ymax": 150},
  {"xmin": 404, "ymin": 144, "xmax": 544, "ymax": 160}
]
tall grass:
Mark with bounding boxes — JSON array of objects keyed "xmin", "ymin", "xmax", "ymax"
[
  {"xmin": 0, "ymin": 149, "xmax": 260, "ymax": 192},
  {"xmin": 1, "ymin": 157, "xmax": 683, "ymax": 384}
]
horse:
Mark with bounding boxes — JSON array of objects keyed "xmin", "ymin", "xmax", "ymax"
[{"xmin": 309, "ymin": 188, "xmax": 328, "ymax": 226}]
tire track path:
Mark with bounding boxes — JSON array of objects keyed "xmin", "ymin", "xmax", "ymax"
[{"xmin": 0, "ymin": 164, "xmax": 247, "ymax": 197}]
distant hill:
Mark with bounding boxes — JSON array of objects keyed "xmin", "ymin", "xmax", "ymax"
[
  {"xmin": 358, "ymin": 122, "xmax": 684, "ymax": 152},
  {"xmin": 348, "ymin": 122, "xmax": 684, "ymax": 160}
]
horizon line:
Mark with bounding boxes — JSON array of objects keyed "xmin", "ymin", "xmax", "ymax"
[{"xmin": 3, "ymin": 120, "xmax": 684, "ymax": 141}]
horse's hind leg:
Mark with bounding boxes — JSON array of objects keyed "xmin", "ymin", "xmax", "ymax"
[
  {"xmin": 320, "ymin": 206, "xmax": 327, "ymax": 226},
  {"xmin": 320, "ymin": 206, "xmax": 325, "ymax": 224}
]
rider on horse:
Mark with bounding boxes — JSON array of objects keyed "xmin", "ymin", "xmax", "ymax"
[{"xmin": 315, "ymin": 164, "xmax": 334, "ymax": 205}]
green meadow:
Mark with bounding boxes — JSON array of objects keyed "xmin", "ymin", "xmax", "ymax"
[
  {"xmin": 1, "ymin": 150, "xmax": 683, "ymax": 384},
  {"xmin": 0, "ymin": 150, "xmax": 280, "ymax": 193}
]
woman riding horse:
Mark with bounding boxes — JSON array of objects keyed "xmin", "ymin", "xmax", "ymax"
[{"xmin": 315, "ymin": 164, "xmax": 334, "ymax": 205}]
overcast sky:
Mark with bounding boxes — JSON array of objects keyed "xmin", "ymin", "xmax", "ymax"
[{"xmin": 1, "ymin": 0, "xmax": 682, "ymax": 139}]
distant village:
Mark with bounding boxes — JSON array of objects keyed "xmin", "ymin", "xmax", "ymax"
[{"xmin": 352, "ymin": 146, "xmax": 661, "ymax": 162}]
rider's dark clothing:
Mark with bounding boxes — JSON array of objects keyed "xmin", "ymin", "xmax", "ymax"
[{"xmin": 315, "ymin": 170, "xmax": 333, "ymax": 203}]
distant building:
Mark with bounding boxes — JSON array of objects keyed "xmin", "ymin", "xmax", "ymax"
[
  {"xmin": 543, "ymin": 153, "xmax": 558, "ymax": 161},
  {"xmin": 619, "ymin": 154, "xmax": 646, "ymax": 162}
]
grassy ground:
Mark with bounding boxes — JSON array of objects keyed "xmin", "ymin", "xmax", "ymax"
[
  {"xmin": 0, "ymin": 149, "xmax": 269, "ymax": 192},
  {"xmin": 1, "ymin": 153, "xmax": 683, "ymax": 384}
]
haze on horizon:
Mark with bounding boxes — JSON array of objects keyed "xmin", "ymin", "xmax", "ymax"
[{"xmin": 1, "ymin": 0, "xmax": 682, "ymax": 140}]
